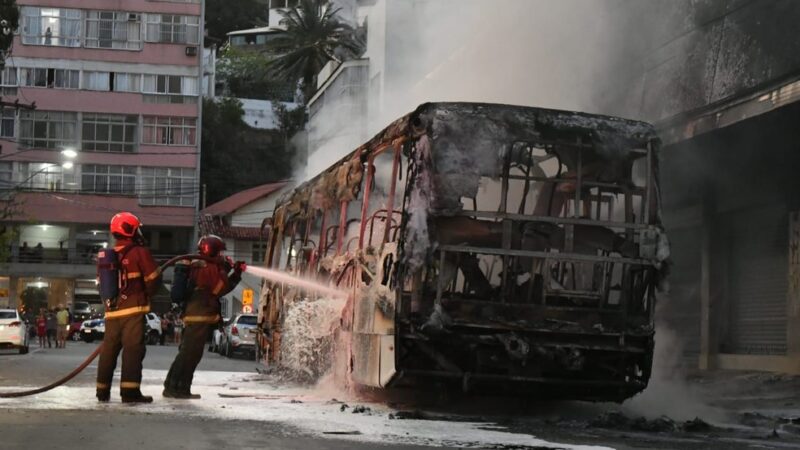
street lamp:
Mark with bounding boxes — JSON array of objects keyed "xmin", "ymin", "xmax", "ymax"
[{"xmin": 60, "ymin": 148, "xmax": 78, "ymax": 159}]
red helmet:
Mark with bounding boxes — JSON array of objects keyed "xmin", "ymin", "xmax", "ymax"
[
  {"xmin": 197, "ymin": 235, "xmax": 226, "ymax": 257},
  {"xmin": 110, "ymin": 212, "xmax": 141, "ymax": 238}
]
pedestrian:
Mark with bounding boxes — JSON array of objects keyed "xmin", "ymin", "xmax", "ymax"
[
  {"xmin": 33, "ymin": 243, "xmax": 44, "ymax": 263},
  {"xmin": 173, "ymin": 315, "xmax": 183, "ymax": 345},
  {"xmin": 163, "ymin": 235, "xmax": 244, "ymax": 399},
  {"xmin": 36, "ymin": 312, "xmax": 46, "ymax": 348},
  {"xmin": 20, "ymin": 241, "xmax": 30, "ymax": 262},
  {"xmin": 159, "ymin": 313, "xmax": 169, "ymax": 346},
  {"xmin": 96, "ymin": 212, "xmax": 161, "ymax": 404},
  {"xmin": 45, "ymin": 309, "xmax": 57, "ymax": 348},
  {"xmin": 56, "ymin": 304, "xmax": 69, "ymax": 348}
]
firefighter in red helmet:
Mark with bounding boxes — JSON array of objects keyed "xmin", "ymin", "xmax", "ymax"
[
  {"xmin": 163, "ymin": 235, "xmax": 244, "ymax": 399},
  {"xmin": 96, "ymin": 212, "xmax": 161, "ymax": 403}
]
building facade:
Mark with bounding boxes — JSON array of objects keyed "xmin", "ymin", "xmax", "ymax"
[{"xmin": 0, "ymin": 0, "xmax": 204, "ymax": 311}]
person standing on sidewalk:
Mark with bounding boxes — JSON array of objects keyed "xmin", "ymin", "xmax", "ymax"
[
  {"xmin": 36, "ymin": 312, "xmax": 46, "ymax": 348},
  {"xmin": 96, "ymin": 212, "xmax": 162, "ymax": 404},
  {"xmin": 56, "ymin": 305, "xmax": 69, "ymax": 348},
  {"xmin": 45, "ymin": 309, "xmax": 57, "ymax": 348},
  {"xmin": 163, "ymin": 235, "xmax": 244, "ymax": 399}
]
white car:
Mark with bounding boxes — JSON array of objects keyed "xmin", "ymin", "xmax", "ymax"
[
  {"xmin": 82, "ymin": 312, "xmax": 162, "ymax": 344},
  {"xmin": 0, "ymin": 309, "xmax": 30, "ymax": 354},
  {"xmin": 220, "ymin": 314, "xmax": 257, "ymax": 358}
]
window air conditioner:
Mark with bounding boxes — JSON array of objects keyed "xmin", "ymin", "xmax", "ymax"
[{"xmin": 185, "ymin": 46, "xmax": 198, "ymax": 56}]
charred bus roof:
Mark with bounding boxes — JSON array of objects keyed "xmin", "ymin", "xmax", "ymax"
[{"xmin": 276, "ymin": 102, "xmax": 659, "ymax": 220}]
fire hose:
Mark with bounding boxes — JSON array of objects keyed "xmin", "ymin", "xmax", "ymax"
[{"xmin": 0, "ymin": 253, "xmax": 215, "ymax": 399}]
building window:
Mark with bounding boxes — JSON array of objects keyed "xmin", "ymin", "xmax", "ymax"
[
  {"xmin": 18, "ymin": 162, "xmax": 77, "ymax": 191},
  {"xmin": 81, "ymin": 164, "xmax": 136, "ymax": 194},
  {"xmin": 0, "ymin": 67, "xmax": 17, "ymax": 95},
  {"xmin": 85, "ymin": 11, "xmax": 143, "ymax": 50},
  {"xmin": 252, "ymin": 242, "xmax": 267, "ymax": 263},
  {"xmin": 112, "ymin": 73, "xmax": 141, "ymax": 92},
  {"xmin": 145, "ymin": 14, "xmax": 199, "ymax": 44},
  {"xmin": 21, "ymin": 7, "xmax": 82, "ymax": 47},
  {"xmin": 142, "ymin": 74, "xmax": 197, "ymax": 103},
  {"xmin": 143, "ymin": 74, "xmax": 182, "ymax": 95},
  {"xmin": 19, "ymin": 111, "xmax": 78, "ymax": 149},
  {"xmin": 1, "ymin": 109, "xmax": 15, "ymax": 138},
  {"xmin": 22, "ymin": 68, "xmax": 80, "ymax": 89},
  {"xmin": 139, "ymin": 167, "xmax": 195, "ymax": 206},
  {"xmin": 0, "ymin": 162, "xmax": 12, "ymax": 184},
  {"xmin": 20, "ymin": 68, "xmax": 47, "ymax": 87},
  {"xmin": 83, "ymin": 71, "xmax": 111, "ymax": 91},
  {"xmin": 142, "ymin": 116, "xmax": 196, "ymax": 146},
  {"xmin": 81, "ymin": 114, "xmax": 138, "ymax": 153}
]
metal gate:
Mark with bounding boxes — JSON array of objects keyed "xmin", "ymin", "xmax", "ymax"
[{"xmin": 726, "ymin": 204, "xmax": 788, "ymax": 355}]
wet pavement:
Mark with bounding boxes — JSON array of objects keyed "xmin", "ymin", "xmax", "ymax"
[{"xmin": 1, "ymin": 343, "xmax": 800, "ymax": 449}]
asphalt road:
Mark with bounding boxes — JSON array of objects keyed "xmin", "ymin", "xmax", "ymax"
[{"xmin": 1, "ymin": 342, "xmax": 800, "ymax": 449}]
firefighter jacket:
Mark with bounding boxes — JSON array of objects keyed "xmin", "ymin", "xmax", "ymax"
[
  {"xmin": 105, "ymin": 238, "xmax": 161, "ymax": 320},
  {"xmin": 183, "ymin": 258, "xmax": 241, "ymax": 325}
]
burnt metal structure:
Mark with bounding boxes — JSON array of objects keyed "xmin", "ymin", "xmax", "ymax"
[{"xmin": 260, "ymin": 102, "xmax": 668, "ymax": 402}]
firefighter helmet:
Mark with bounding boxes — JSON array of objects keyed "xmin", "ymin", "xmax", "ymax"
[
  {"xmin": 110, "ymin": 212, "xmax": 142, "ymax": 238},
  {"xmin": 197, "ymin": 235, "xmax": 226, "ymax": 257}
]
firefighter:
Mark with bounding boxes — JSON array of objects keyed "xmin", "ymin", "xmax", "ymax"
[
  {"xmin": 96, "ymin": 212, "xmax": 162, "ymax": 403},
  {"xmin": 163, "ymin": 235, "xmax": 244, "ymax": 399}
]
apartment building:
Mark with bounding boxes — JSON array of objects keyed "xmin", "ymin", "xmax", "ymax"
[{"xmin": 0, "ymin": 0, "xmax": 203, "ymax": 310}]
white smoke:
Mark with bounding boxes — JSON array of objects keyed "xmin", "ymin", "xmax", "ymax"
[{"xmin": 300, "ymin": 0, "xmax": 675, "ymax": 181}]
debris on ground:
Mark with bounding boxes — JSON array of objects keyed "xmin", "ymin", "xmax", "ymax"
[
  {"xmin": 339, "ymin": 404, "xmax": 349, "ymax": 412},
  {"xmin": 682, "ymin": 417, "xmax": 713, "ymax": 432},
  {"xmin": 590, "ymin": 412, "xmax": 716, "ymax": 434},
  {"xmin": 351, "ymin": 405, "xmax": 371, "ymax": 414},
  {"xmin": 322, "ymin": 430, "xmax": 362, "ymax": 435},
  {"xmin": 389, "ymin": 410, "xmax": 428, "ymax": 420}
]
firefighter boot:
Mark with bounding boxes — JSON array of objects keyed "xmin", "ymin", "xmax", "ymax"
[
  {"xmin": 162, "ymin": 388, "xmax": 201, "ymax": 400},
  {"xmin": 96, "ymin": 389, "xmax": 110, "ymax": 403}
]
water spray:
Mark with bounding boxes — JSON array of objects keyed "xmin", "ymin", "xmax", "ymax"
[{"xmin": 243, "ymin": 266, "xmax": 348, "ymax": 299}]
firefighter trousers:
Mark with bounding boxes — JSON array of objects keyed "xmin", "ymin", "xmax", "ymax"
[
  {"xmin": 163, "ymin": 322, "xmax": 210, "ymax": 394},
  {"xmin": 96, "ymin": 314, "xmax": 147, "ymax": 398}
]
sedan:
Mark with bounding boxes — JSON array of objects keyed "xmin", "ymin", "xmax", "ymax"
[{"xmin": 0, "ymin": 309, "xmax": 29, "ymax": 354}]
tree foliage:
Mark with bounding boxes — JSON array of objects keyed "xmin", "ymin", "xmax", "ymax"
[
  {"xmin": 205, "ymin": 0, "xmax": 268, "ymax": 45},
  {"xmin": 0, "ymin": 0, "xmax": 20, "ymax": 67},
  {"xmin": 217, "ymin": 47, "xmax": 294, "ymax": 101},
  {"xmin": 266, "ymin": 0, "xmax": 363, "ymax": 101},
  {"xmin": 201, "ymin": 98, "xmax": 292, "ymax": 205}
]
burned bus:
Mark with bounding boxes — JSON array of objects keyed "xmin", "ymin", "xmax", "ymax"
[{"xmin": 259, "ymin": 102, "xmax": 668, "ymax": 401}]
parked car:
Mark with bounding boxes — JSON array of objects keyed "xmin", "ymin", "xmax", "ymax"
[
  {"xmin": 0, "ymin": 309, "xmax": 29, "ymax": 354},
  {"xmin": 82, "ymin": 313, "xmax": 161, "ymax": 344},
  {"xmin": 81, "ymin": 317, "xmax": 105, "ymax": 343},
  {"xmin": 209, "ymin": 317, "xmax": 230, "ymax": 353},
  {"xmin": 70, "ymin": 301, "xmax": 94, "ymax": 322},
  {"xmin": 144, "ymin": 313, "xmax": 162, "ymax": 345},
  {"xmin": 220, "ymin": 314, "xmax": 257, "ymax": 358}
]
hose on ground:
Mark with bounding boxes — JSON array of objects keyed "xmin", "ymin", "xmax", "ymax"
[{"xmin": 0, "ymin": 253, "xmax": 211, "ymax": 398}]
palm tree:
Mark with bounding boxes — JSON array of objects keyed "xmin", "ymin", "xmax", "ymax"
[{"xmin": 266, "ymin": 0, "xmax": 363, "ymax": 102}]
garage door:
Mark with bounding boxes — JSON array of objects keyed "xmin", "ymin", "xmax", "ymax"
[{"xmin": 726, "ymin": 204, "xmax": 788, "ymax": 355}]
